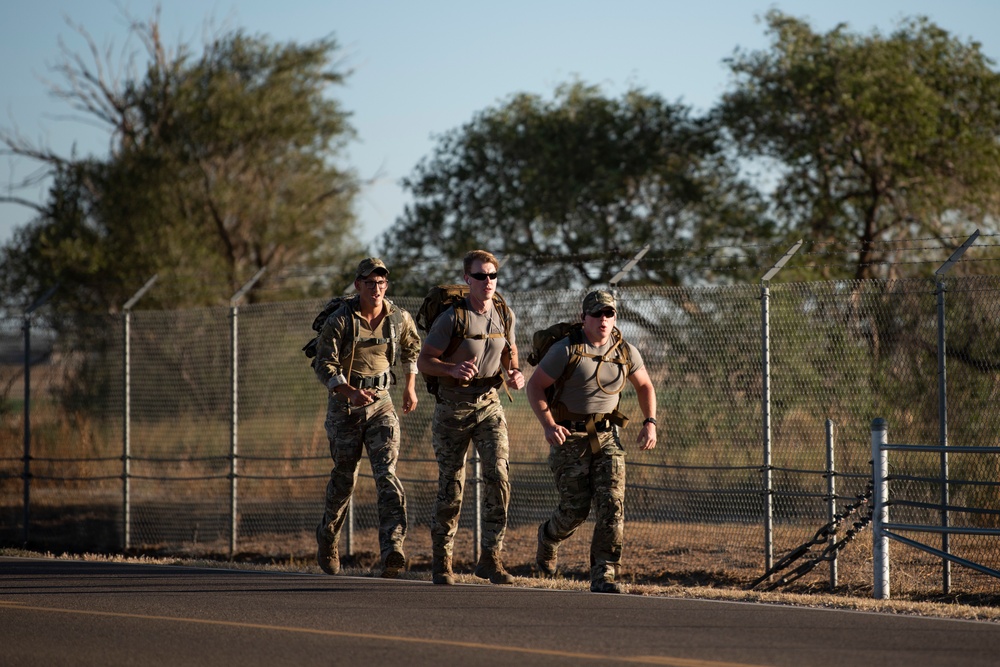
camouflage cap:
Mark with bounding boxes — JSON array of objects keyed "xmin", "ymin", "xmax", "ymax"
[
  {"xmin": 356, "ymin": 257, "xmax": 389, "ymax": 279},
  {"xmin": 582, "ymin": 290, "xmax": 616, "ymax": 315}
]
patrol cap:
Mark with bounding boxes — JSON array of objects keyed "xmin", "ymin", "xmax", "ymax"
[
  {"xmin": 356, "ymin": 257, "xmax": 389, "ymax": 279},
  {"xmin": 583, "ymin": 290, "xmax": 616, "ymax": 315}
]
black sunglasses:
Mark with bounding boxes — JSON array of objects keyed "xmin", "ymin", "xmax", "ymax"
[
  {"xmin": 590, "ymin": 308, "xmax": 617, "ymax": 318},
  {"xmin": 469, "ymin": 272, "xmax": 498, "ymax": 281}
]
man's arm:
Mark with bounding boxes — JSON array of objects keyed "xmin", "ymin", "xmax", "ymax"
[
  {"xmin": 314, "ymin": 312, "xmax": 349, "ymax": 389},
  {"xmin": 417, "ymin": 342, "xmax": 479, "ymax": 382},
  {"xmin": 500, "ymin": 310, "xmax": 524, "ymax": 389},
  {"xmin": 525, "ymin": 368, "xmax": 571, "ymax": 446},
  {"xmin": 315, "ymin": 311, "xmax": 375, "ymax": 407},
  {"xmin": 629, "ymin": 367, "xmax": 657, "ymax": 451},
  {"xmin": 501, "ymin": 342, "xmax": 525, "ymax": 390},
  {"xmin": 401, "ymin": 372, "xmax": 418, "ymax": 414},
  {"xmin": 398, "ymin": 310, "xmax": 421, "ymax": 414}
]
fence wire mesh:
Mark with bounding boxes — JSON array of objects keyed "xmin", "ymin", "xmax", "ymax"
[{"xmin": 2, "ymin": 277, "xmax": 1000, "ymax": 598}]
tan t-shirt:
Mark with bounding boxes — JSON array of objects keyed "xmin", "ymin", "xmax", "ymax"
[
  {"xmin": 538, "ymin": 335, "xmax": 644, "ymax": 415},
  {"xmin": 424, "ymin": 300, "xmax": 515, "ymax": 401},
  {"xmin": 314, "ymin": 300, "xmax": 420, "ymax": 390}
]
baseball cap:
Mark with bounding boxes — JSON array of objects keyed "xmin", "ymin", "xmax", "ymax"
[
  {"xmin": 582, "ymin": 290, "xmax": 616, "ymax": 315},
  {"xmin": 356, "ymin": 257, "xmax": 389, "ymax": 279}
]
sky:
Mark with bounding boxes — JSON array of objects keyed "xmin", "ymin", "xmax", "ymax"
[{"xmin": 2, "ymin": 1, "xmax": 999, "ymax": 254}]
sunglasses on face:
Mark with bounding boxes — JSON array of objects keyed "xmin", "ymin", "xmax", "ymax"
[
  {"xmin": 363, "ymin": 279, "xmax": 389, "ymax": 289},
  {"xmin": 590, "ymin": 308, "xmax": 617, "ymax": 318},
  {"xmin": 469, "ymin": 272, "xmax": 498, "ymax": 281}
]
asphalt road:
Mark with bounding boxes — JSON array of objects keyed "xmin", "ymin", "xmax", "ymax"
[{"xmin": 2, "ymin": 556, "xmax": 998, "ymax": 666}]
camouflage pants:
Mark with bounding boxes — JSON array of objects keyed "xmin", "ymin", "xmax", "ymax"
[
  {"xmin": 318, "ymin": 392, "xmax": 406, "ymax": 561},
  {"xmin": 544, "ymin": 428, "xmax": 625, "ymax": 583},
  {"xmin": 430, "ymin": 393, "xmax": 510, "ymax": 558}
]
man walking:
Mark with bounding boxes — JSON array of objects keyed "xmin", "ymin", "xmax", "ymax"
[
  {"xmin": 417, "ymin": 249, "xmax": 525, "ymax": 585},
  {"xmin": 525, "ymin": 290, "xmax": 657, "ymax": 593},
  {"xmin": 313, "ymin": 258, "xmax": 421, "ymax": 578}
]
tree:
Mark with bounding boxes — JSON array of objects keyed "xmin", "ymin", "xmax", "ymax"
[
  {"xmin": 0, "ymin": 9, "xmax": 361, "ymax": 316},
  {"xmin": 719, "ymin": 11, "xmax": 1000, "ymax": 280},
  {"xmin": 380, "ymin": 82, "xmax": 770, "ymax": 294}
]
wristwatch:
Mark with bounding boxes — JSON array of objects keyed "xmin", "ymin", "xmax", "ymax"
[{"xmin": 643, "ymin": 417, "xmax": 657, "ymax": 426}]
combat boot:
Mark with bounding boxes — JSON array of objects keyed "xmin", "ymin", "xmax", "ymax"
[
  {"xmin": 432, "ymin": 553, "xmax": 455, "ymax": 585},
  {"xmin": 474, "ymin": 549, "xmax": 514, "ymax": 585},
  {"xmin": 380, "ymin": 547, "xmax": 406, "ymax": 579},
  {"xmin": 590, "ymin": 580, "xmax": 622, "ymax": 594},
  {"xmin": 535, "ymin": 522, "xmax": 558, "ymax": 577},
  {"xmin": 316, "ymin": 525, "xmax": 339, "ymax": 576}
]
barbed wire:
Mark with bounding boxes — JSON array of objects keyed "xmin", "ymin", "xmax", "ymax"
[{"xmin": 8, "ymin": 233, "xmax": 1000, "ymax": 307}]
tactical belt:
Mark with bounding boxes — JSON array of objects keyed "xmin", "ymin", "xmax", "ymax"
[
  {"xmin": 351, "ymin": 372, "xmax": 391, "ymax": 390},
  {"xmin": 436, "ymin": 388, "xmax": 497, "ymax": 407},
  {"xmin": 553, "ymin": 409, "xmax": 629, "ymax": 453},
  {"xmin": 557, "ymin": 419, "xmax": 613, "ymax": 433},
  {"xmin": 438, "ymin": 374, "xmax": 503, "ymax": 389}
]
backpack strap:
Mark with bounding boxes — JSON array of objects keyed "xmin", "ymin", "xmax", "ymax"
[
  {"xmin": 549, "ymin": 328, "xmax": 633, "ymax": 412},
  {"xmin": 576, "ymin": 330, "xmax": 632, "ymax": 395},
  {"xmin": 347, "ymin": 300, "xmax": 406, "ymax": 387},
  {"xmin": 441, "ymin": 296, "xmax": 513, "ymax": 401},
  {"xmin": 352, "ymin": 300, "xmax": 404, "ymax": 368},
  {"xmin": 453, "ymin": 296, "xmax": 509, "ymax": 342}
]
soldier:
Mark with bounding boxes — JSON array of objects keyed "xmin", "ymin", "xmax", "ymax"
[
  {"xmin": 525, "ymin": 290, "xmax": 657, "ymax": 593},
  {"xmin": 417, "ymin": 249, "xmax": 525, "ymax": 585},
  {"xmin": 313, "ymin": 258, "xmax": 421, "ymax": 578}
]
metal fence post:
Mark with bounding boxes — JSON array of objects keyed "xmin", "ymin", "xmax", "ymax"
[
  {"xmin": 759, "ymin": 282, "xmax": 773, "ymax": 572},
  {"xmin": 229, "ymin": 268, "xmax": 267, "ymax": 558},
  {"xmin": 229, "ymin": 303, "xmax": 239, "ymax": 558},
  {"xmin": 935, "ymin": 277, "xmax": 951, "ymax": 595},
  {"xmin": 759, "ymin": 241, "xmax": 802, "ymax": 572},
  {"xmin": 872, "ymin": 418, "xmax": 890, "ymax": 600},
  {"xmin": 345, "ymin": 496, "xmax": 354, "ymax": 556},
  {"xmin": 826, "ymin": 419, "xmax": 837, "ymax": 590},
  {"xmin": 121, "ymin": 276, "xmax": 158, "ymax": 552},
  {"xmin": 933, "ymin": 229, "xmax": 978, "ymax": 594},
  {"xmin": 21, "ymin": 285, "xmax": 58, "ymax": 546},
  {"xmin": 21, "ymin": 312, "xmax": 32, "ymax": 546},
  {"xmin": 472, "ymin": 454, "xmax": 482, "ymax": 565}
]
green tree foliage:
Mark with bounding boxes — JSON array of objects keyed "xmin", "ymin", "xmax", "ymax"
[
  {"xmin": 719, "ymin": 11, "xmax": 1000, "ymax": 280},
  {"xmin": 0, "ymin": 11, "xmax": 361, "ymax": 316},
  {"xmin": 381, "ymin": 82, "xmax": 770, "ymax": 293}
]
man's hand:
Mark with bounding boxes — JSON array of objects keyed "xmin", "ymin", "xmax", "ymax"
[
  {"xmin": 449, "ymin": 357, "xmax": 479, "ymax": 382},
  {"xmin": 506, "ymin": 367, "xmax": 525, "ymax": 390},
  {"xmin": 349, "ymin": 387, "xmax": 376, "ymax": 406},
  {"xmin": 401, "ymin": 386, "xmax": 418, "ymax": 414},
  {"xmin": 637, "ymin": 422, "xmax": 657, "ymax": 451},
  {"xmin": 544, "ymin": 423, "xmax": 572, "ymax": 446}
]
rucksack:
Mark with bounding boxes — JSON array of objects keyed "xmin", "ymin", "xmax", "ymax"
[
  {"xmin": 416, "ymin": 284, "xmax": 513, "ymax": 396},
  {"xmin": 526, "ymin": 321, "xmax": 634, "ymax": 410},
  {"xmin": 302, "ymin": 295, "xmax": 405, "ymax": 376}
]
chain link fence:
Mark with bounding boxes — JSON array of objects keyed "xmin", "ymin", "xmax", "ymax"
[{"xmin": 2, "ymin": 277, "xmax": 1000, "ymax": 598}]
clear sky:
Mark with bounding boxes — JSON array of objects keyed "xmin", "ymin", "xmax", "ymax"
[{"xmin": 2, "ymin": 1, "xmax": 999, "ymax": 253}]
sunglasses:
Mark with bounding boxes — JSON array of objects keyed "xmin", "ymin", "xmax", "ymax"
[
  {"xmin": 469, "ymin": 272, "xmax": 498, "ymax": 281},
  {"xmin": 590, "ymin": 308, "xmax": 617, "ymax": 318},
  {"xmin": 363, "ymin": 279, "xmax": 389, "ymax": 289}
]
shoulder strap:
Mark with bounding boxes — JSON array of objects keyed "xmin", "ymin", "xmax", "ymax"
[
  {"xmin": 493, "ymin": 294, "xmax": 512, "ymax": 337},
  {"xmin": 351, "ymin": 300, "xmax": 406, "ymax": 367},
  {"xmin": 551, "ymin": 328, "xmax": 632, "ymax": 405},
  {"xmin": 547, "ymin": 328, "xmax": 585, "ymax": 409}
]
